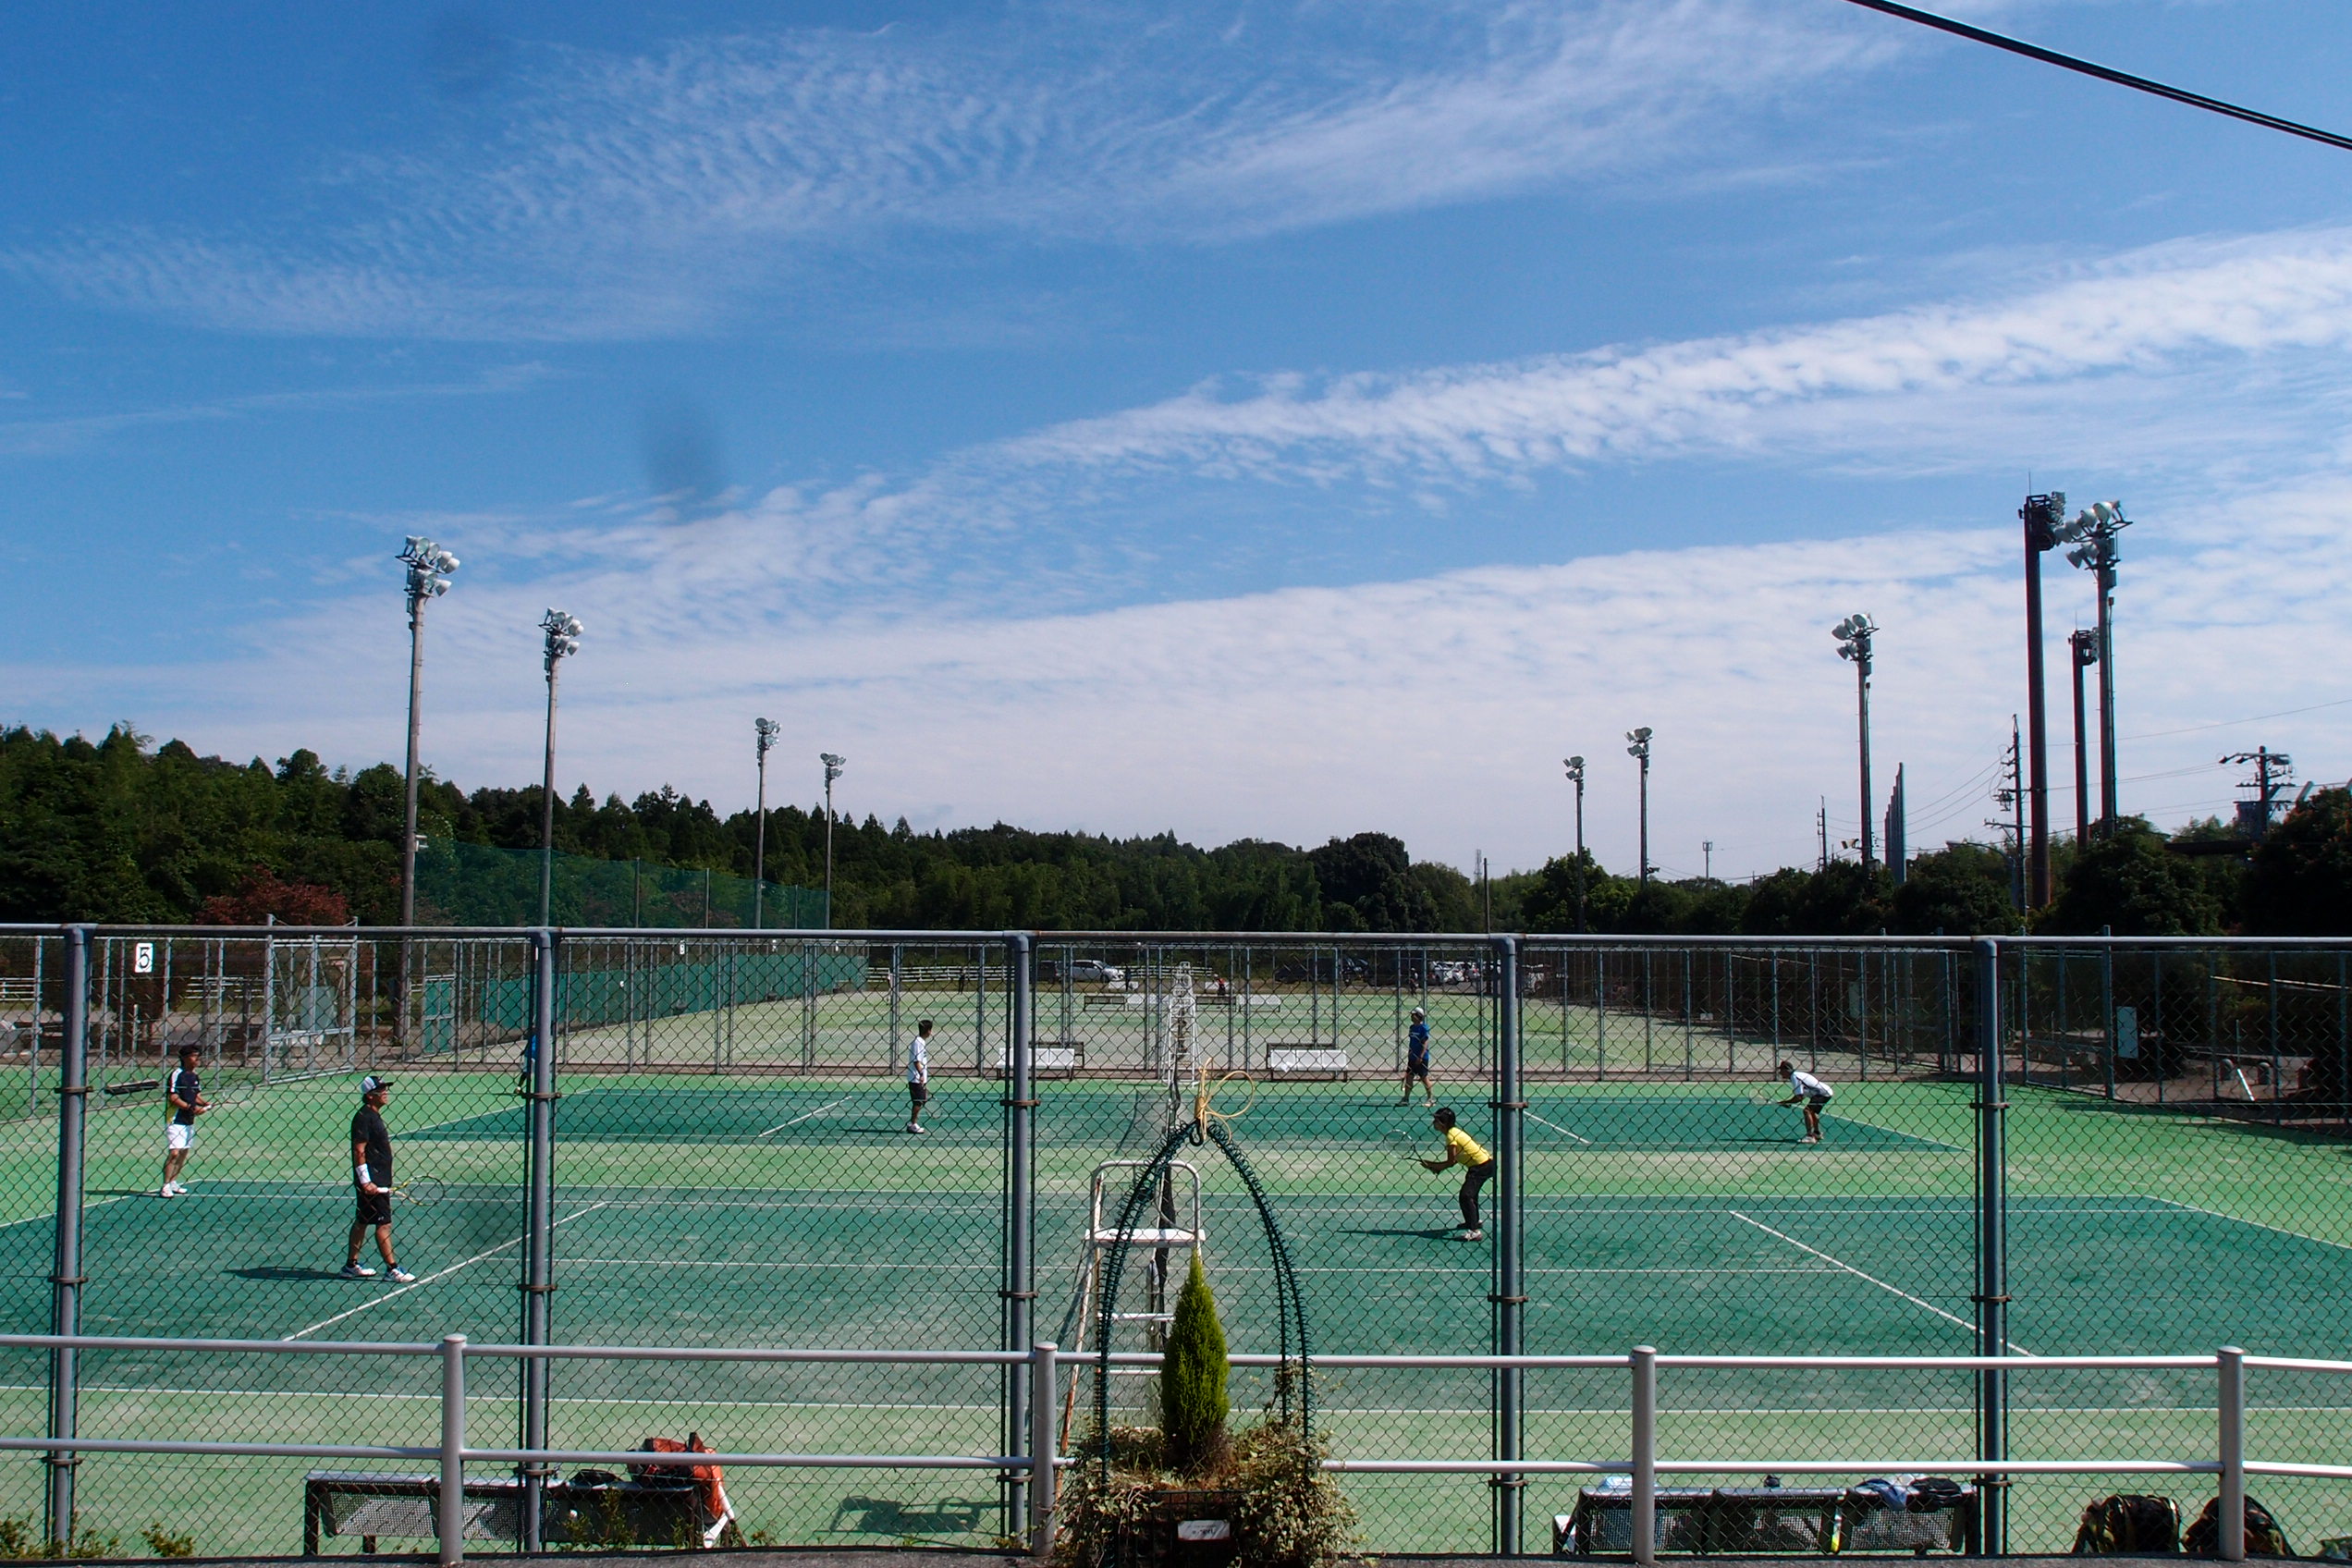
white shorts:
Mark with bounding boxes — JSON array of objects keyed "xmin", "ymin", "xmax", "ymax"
[{"xmin": 166, "ymin": 1123, "xmax": 195, "ymax": 1152}]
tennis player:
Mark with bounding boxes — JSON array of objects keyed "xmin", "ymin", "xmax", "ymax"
[
  {"xmin": 1777, "ymin": 1060, "xmax": 1834, "ymax": 1145},
  {"xmin": 158, "ymin": 1045, "xmax": 209, "ymax": 1197},
  {"xmin": 1419, "ymin": 1108, "xmax": 1495, "ymax": 1241},
  {"xmin": 345, "ymin": 1077, "xmax": 415, "ymax": 1281},
  {"xmin": 1400, "ymin": 1007, "xmax": 1433, "ymax": 1106},
  {"xmin": 906, "ymin": 1019, "xmax": 932, "ymax": 1133}
]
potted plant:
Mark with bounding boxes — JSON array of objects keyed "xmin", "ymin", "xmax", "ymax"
[{"xmin": 1057, "ymin": 1253, "xmax": 1354, "ymax": 1568}]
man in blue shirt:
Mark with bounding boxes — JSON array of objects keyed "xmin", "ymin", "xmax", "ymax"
[
  {"xmin": 1401, "ymin": 1007, "xmax": 1433, "ymax": 1106},
  {"xmin": 158, "ymin": 1046, "xmax": 208, "ymax": 1197}
]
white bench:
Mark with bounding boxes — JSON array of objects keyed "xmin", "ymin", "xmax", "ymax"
[
  {"xmin": 1265, "ymin": 1046, "xmax": 1350, "ymax": 1081},
  {"xmin": 994, "ymin": 1041, "xmax": 1084, "ymax": 1078}
]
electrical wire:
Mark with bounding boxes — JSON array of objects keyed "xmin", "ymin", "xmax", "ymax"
[
  {"xmin": 2123, "ymin": 694, "xmax": 2352, "ymax": 743},
  {"xmin": 1834, "ymin": 0, "xmax": 2352, "ymax": 153}
]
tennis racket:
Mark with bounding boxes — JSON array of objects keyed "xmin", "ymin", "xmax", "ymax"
[
  {"xmin": 388, "ymin": 1178, "xmax": 444, "ymax": 1206},
  {"xmin": 1747, "ymin": 1084, "xmax": 1789, "ymax": 1107},
  {"xmin": 1389, "ymin": 1130, "xmax": 1428, "ymax": 1162}
]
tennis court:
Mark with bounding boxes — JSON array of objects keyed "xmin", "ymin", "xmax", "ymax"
[{"xmin": 1, "ymin": 1058, "xmax": 2345, "ymax": 1555}]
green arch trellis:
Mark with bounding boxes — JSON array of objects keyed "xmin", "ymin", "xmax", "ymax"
[{"xmin": 1091, "ymin": 1114, "xmax": 1314, "ymax": 1475}]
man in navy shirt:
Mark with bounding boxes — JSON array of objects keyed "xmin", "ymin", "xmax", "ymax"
[
  {"xmin": 1401, "ymin": 1007, "xmax": 1433, "ymax": 1106},
  {"xmin": 159, "ymin": 1045, "xmax": 209, "ymax": 1197},
  {"xmin": 344, "ymin": 1077, "xmax": 414, "ymax": 1282}
]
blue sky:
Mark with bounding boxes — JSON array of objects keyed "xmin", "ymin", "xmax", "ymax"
[{"xmin": 6, "ymin": 0, "xmax": 2352, "ymax": 880}]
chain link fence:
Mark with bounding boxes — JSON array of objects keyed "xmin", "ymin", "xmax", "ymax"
[{"xmin": 0, "ymin": 926, "xmax": 2345, "ymax": 1557}]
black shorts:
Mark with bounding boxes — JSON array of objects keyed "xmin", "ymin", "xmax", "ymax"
[
  {"xmin": 1805, "ymin": 1094, "xmax": 1831, "ymax": 1109},
  {"xmin": 354, "ymin": 1186, "xmax": 392, "ymax": 1226},
  {"xmin": 908, "ymin": 1082, "xmax": 929, "ymax": 1105},
  {"xmin": 1406, "ymin": 1060, "xmax": 1429, "ymax": 1081}
]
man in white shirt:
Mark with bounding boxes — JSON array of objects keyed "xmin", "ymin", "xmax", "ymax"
[
  {"xmin": 906, "ymin": 1019, "xmax": 932, "ymax": 1133},
  {"xmin": 1777, "ymin": 1060, "xmax": 1833, "ymax": 1145}
]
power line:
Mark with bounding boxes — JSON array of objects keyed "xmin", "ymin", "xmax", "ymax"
[
  {"xmin": 2123, "ymin": 694, "xmax": 2352, "ymax": 743},
  {"xmin": 1834, "ymin": 0, "xmax": 2352, "ymax": 153}
]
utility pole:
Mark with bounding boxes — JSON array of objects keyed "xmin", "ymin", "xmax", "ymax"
[
  {"xmin": 2222, "ymin": 748, "xmax": 2295, "ymax": 840},
  {"xmin": 536, "ymin": 610, "xmax": 583, "ymax": 927},
  {"xmin": 1562, "ymin": 756, "xmax": 1587, "ymax": 932},
  {"xmin": 1833, "ymin": 613, "xmax": 1878, "ymax": 873},
  {"xmin": 1702, "ymin": 840, "xmax": 1713, "ymax": 881},
  {"xmin": 1818, "ymin": 798, "xmax": 1829, "ymax": 872},
  {"xmin": 753, "ymin": 718, "xmax": 780, "ymax": 927},
  {"xmin": 2002, "ymin": 719, "xmax": 2027, "ymax": 913},
  {"xmin": 2020, "ymin": 493, "xmax": 2064, "ymax": 905},
  {"xmin": 2059, "ymin": 501, "xmax": 2131, "ymax": 833},
  {"xmin": 1885, "ymin": 766, "xmax": 1906, "ymax": 887},
  {"xmin": 1626, "ymin": 729, "xmax": 1653, "ymax": 886},
  {"xmin": 2068, "ymin": 630, "xmax": 2097, "ymax": 846},
  {"xmin": 819, "ymin": 753, "xmax": 846, "ymax": 928}
]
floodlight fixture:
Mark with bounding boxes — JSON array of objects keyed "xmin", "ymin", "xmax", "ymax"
[
  {"xmin": 1625, "ymin": 729, "xmax": 1654, "ymax": 884},
  {"xmin": 1831, "ymin": 612, "xmax": 1879, "ymax": 872},
  {"xmin": 2064, "ymin": 500, "xmax": 2131, "ymax": 832},
  {"xmin": 2018, "ymin": 493, "xmax": 2068, "ymax": 906},
  {"xmin": 536, "ymin": 608, "xmax": 583, "ymax": 925},
  {"xmin": 752, "ymin": 717, "xmax": 783, "ymax": 925},
  {"xmin": 1562, "ymin": 755, "xmax": 1588, "ymax": 931}
]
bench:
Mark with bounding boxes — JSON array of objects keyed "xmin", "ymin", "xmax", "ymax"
[
  {"xmin": 303, "ymin": 1469, "xmax": 724, "ymax": 1555},
  {"xmin": 995, "ymin": 1041, "xmax": 1084, "ymax": 1078},
  {"xmin": 1265, "ymin": 1046, "xmax": 1350, "ymax": 1081},
  {"xmin": 1557, "ymin": 1483, "xmax": 1973, "ymax": 1556},
  {"xmin": 1083, "ymin": 993, "xmax": 1145, "ymax": 1010}
]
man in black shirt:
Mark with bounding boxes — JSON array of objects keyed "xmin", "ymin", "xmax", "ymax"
[
  {"xmin": 344, "ymin": 1077, "xmax": 414, "ymax": 1282},
  {"xmin": 159, "ymin": 1046, "xmax": 208, "ymax": 1197}
]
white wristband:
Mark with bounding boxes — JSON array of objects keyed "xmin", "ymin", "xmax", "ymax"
[{"xmin": 356, "ymin": 1165, "xmax": 371, "ymax": 1184}]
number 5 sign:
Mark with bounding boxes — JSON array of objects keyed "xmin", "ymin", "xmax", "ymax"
[{"xmin": 133, "ymin": 942, "xmax": 155, "ymax": 975}]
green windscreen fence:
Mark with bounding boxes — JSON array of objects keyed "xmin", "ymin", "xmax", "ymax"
[{"xmin": 411, "ymin": 838, "xmax": 828, "ymax": 928}]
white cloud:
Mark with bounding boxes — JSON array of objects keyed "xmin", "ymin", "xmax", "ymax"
[
  {"xmin": 5, "ymin": 0, "xmax": 1893, "ymax": 339},
  {"xmin": 17, "ymin": 471, "xmax": 2349, "ymax": 880}
]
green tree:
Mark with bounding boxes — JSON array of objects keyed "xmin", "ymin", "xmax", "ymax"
[
  {"xmin": 2040, "ymin": 818, "xmax": 2225, "ymax": 937},
  {"xmin": 2244, "ymin": 789, "xmax": 2352, "ymax": 936},
  {"xmin": 1890, "ymin": 842, "xmax": 2017, "ymax": 935},
  {"xmin": 1160, "ymin": 1251, "xmax": 1230, "ymax": 1472}
]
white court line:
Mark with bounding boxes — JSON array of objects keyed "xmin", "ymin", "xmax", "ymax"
[
  {"xmin": 1727, "ymin": 1210, "xmax": 2037, "ymax": 1357},
  {"xmin": 282, "ymin": 1202, "xmax": 609, "ymax": 1341},
  {"xmin": 2143, "ymin": 1197, "xmax": 2352, "ymax": 1256},
  {"xmin": 755, "ymin": 1096, "xmax": 851, "ymax": 1137},
  {"xmin": 1525, "ymin": 1112, "xmax": 1591, "ymax": 1145}
]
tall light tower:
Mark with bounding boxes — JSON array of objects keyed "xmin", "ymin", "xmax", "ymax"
[
  {"xmin": 1625, "ymin": 729, "xmax": 1653, "ymax": 886},
  {"xmin": 398, "ymin": 536, "xmax": 459, "ymax": 927},
  {"xmin": 2059, "ymin": 500, "xmax": 2130, "ymax": 834},
  {"xmin": 1832, "ymin": 613, "xmax": 1877, "ymax": 873},
  {"xmin": 1562, "ymin": 755, "xmax": 1587, "ymax": 932},
  {"xmin": 2067, "ymin": 630, "xmax": 2098, "ymax": 845},
  {"xmin": 2020, "ymin": 493, "xmax": 2065, "ymax": 906},
  {"xmin": 819, "ymin": 752, "xmax": 846, "ymax": 929},
  {"xmin": 536, "ymin": 609, "xmax": 583, "ymax": 926},
  {"xmin": 753, "ymin": 718, "xmax": 781, "ymax": 928}
]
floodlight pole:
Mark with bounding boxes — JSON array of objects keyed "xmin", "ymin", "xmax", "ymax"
[
  {"xmin": 2020, "ymin": 496, "xmax": 2063, "ymax": 907},
  {"xmin": 536, "ymin": 610, "xmax": 582, "ymax": 927},
  {"xmin": 398, "ymin": 538, "xmax": 459, "ymax": 929},
  {"xmin": 1625, "ymin": 729, "xmax": 1653, "ymax": 886},
  {"xmin": 820, "ymin": 753, "xmax": 845, "ymax": 929},
  {"xmin": 753, "ymin": 719, "xmax": 780, "ymax": 928},
  {"xmin": 2068, "ymin": 631, "xmax": 2097, "ymax": 846},
  {"xmin": 1563, "ymin": 757, "xmax": 1587, "ymax": 931},
  {"xmin": 1834, "ymin": 615, "xmax": 1877, "ymax": 873}
]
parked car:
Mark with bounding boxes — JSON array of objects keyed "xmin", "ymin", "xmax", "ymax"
[{"xmin": 1066, "ymin": 959, "xmax": 1126, "ymax": 985}]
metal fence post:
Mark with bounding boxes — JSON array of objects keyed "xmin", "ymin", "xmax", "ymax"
[
  {"xmin": 1973, "ymin": 937, "xmax": 2009, "ymax": 1556},
  {"xmin": 1004, "ymin": 934, "xmax": 1035, "ymax": 1534},
  {"xmin": 45, "ymin": 925, "xmax": 89, "ymax": 1548},
  {"xmin": 1491, "ymin": 936, "xmax": 1524, "ymax": 1554},
  {"xmin": 1028, "ymin": 1341, "xmax": 1058, "ymax": 1556},
  {"xmin": 439, "ymin": 1333, "xmax": 468, "ymax": 1567},
  {"xmin": 1630, "ymin": 1345, "xmax": 1657, "ymax": 1567},
  {"xmin": 2218, "ymin": 1345, "xmax": 2246, "ymax": 1562},
  {"xmin": 519, "ymin": 928, "xmax": 558, "ymax": 1551}
]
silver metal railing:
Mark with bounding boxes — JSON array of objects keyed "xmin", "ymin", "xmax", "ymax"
[{"xmin": 2, "ymin": 1334, "xmax": 2341, "ymax": 1565}]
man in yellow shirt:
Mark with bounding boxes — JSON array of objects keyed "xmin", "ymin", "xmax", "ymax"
[{"xmin": 1419, "ymin": 1107, "xmax": 1495, "ymax": 1242}]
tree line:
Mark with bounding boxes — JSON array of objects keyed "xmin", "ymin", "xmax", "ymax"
[{"xmin": 2, "ymin": 724, "xmax": 2345, "ymax": 935}]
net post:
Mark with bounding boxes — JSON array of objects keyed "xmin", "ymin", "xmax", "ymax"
[
  {"xmin": 1972, "ymin": 936, "xmax": 2009, "ymax": 1556},
  {"xmin": 2218, "ymin": 1345, "xmax": 2246, "ymax": 1562},
  {"xmin": 438, "ymin": 1333, "xmax": 468, "ymax": 1566},
  {"xmin": 1491, "ymin": 935, "xmax": 1524, "ymax": 1555},
  {"xmin": 518, "ymin": 928, "xmax": 558, "ymax": 1552},
  {"xmin": 45, "ymin": 924, "xmax": 89, "ymax": 1549},
  {"xmin": 1005, "ymin": 933, "xmax": 1035, "ymax": 1535},
  {"xmin": 1028, "ymin": 1341, "xmax": 1057, "ymax": 1556},
  {"xmin": 1630, "ymin": 1345, "xmax": 1657, "ymax": 1567}
]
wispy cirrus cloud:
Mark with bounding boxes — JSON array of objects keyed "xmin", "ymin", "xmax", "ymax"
[{"xmin": 6, "ymin": 0, "xmax": 1895, "ymax": 340}]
